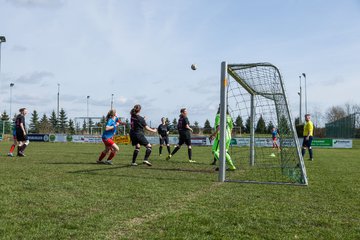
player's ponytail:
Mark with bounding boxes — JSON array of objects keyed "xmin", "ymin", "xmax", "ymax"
[
  {"xmin": 130, "ymin": 104, "xmax": 141, "ymax": 116},
  {"xmin": 106, "ymin": 109, "xmax": 116, "ymax": 122}
]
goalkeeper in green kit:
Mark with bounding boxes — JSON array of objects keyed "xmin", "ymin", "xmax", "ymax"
[{"xmin": 210, "ymin": 107, "xmax": 236, "ymax": 171}]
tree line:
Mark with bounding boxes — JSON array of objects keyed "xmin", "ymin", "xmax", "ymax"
[
  {"xmin": 1, "ymin": 109, "xmax": 290, "ymax": 136},
  {"xmin": 170, "ymin": 115, "xmax": 284, "ymax": 135},
  {"xmin": 0, "ymin": 109, "xmax": 109, "ymax": 135}
]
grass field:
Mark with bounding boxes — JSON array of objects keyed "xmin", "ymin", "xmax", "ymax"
[{"xmin": 0, "ymin": 141, "xmax": 359, "ymax": 239}]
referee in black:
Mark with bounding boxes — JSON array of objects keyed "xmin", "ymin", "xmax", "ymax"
[
  {"xmin": 15, "ymin": 108, "xmax": 29, "ymax": 157},
  {"xmin": 157, "ymin": 117, "xmax": 171, "ymax": 157}
]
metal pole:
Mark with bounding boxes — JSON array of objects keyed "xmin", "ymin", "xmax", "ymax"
[
  {"xmin": 303, "ymin": 73, "xmax": 307, "ymax": 114},
  {"xmin": 0, "ymin": 37, "xmax": 6, "ymax": 88},
  {"xmin": 219, "ymin": 61, "xmax": 227, "ymax": 182},
  {"xmin": 250, "ymin": 94, "xmax": 255, "ymax": 166},
  {"xmin": 111, "ymin": 94, "xmax": 114, "ymax": 110},
  {"xmin": 299, "ymin": 76, "xmax": 302, "ymax": 124},
  {"xmin": 57, "ymin": 83, "xmax": 60, "ymax": 119},
  {"xmin": 87, "ymin": 96, "xmax": 90, "ymax": 118},
  {"xmin": 0, "ymin": 43, "xmax": 3, "ymax": 101},
  {"xmin": 0, "ymin": 43, "xmax": 2, "ymax": 75},
  {"xmin": 10, "ymin": 83, "xmax": 14, "ymax": 119},
  {"xmin": 87, "ymin": 96, "xmax": 90, "ymax": 134}
]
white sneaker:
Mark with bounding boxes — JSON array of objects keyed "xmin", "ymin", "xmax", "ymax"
[
  {"xmin": 105, "ymin": 160, "xmax": 113, "ymax": 165},
  {"xmin": 143, "ymin": 160, "xmax": 152, "ymax": 166},
  {"xmin": 131, "ymin": 162, "xmax": 138, "ymax": 166},
  {"xmin": 189, "ymin": 159, "xmax": 196, "ymax": 163},
  {"xmin": 8, "ymin": 153, "xmax": 13, "ymax": 157}
]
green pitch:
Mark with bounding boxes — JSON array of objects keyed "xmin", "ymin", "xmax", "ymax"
[{"xmin": 0, "ymin": 141, "xmax": 359, "ymax": 239}]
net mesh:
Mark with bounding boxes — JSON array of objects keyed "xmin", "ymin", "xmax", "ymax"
[{"xmin": 225, "ymin": 63, "xmax": 307, "ymax": 185}]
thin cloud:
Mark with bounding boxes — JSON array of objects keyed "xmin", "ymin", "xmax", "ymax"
[
  {"xmin": 10, "ymin": 93, "xmax": 52, "ymax": 106},
  {"xmin": 16, "ymin": 71, "xmax": 54, "ymax": 84},
  {"xmin": 321, "ymin": 76, "xmax": 345, "ymax": 86},
  {"xmin": 6, "ymin": 0, "xmax": 65, "ymax": 8},
  {"xmin": 12, "ymin": 45, "xmax": 28, "ymax": 52}
]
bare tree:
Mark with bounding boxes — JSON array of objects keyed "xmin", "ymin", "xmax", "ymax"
[
  {"xmin": 325, "ymin": 106, "xmax": 346, "ymax": 123},
  {"xmin": 312, "ymin": 106, "xmax": 323, "ymax": 127},
  {"xmin": 352, "ymin": 103, "xmax": 360, "ymax": 113}
]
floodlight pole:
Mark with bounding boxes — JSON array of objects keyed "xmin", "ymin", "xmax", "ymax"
[
  {"xmin": 87, "ymin": 96, "xmax": 90, "ymax": 118},
  {"xmin": 302, "ymin": 73, "xmax": 307, "ymax": 114},
  {"xmin": 10, "ymin": 83, "xmax": 14, "ymax": 118},
  {"xmin": 111, "ymin": 94, "xmax": 114, "ymax": 110},
  {"xmin": 298, "ymin": 76, "xmax": 302, "ymax": 124},
  {"xmin": 0, "ymin": 36, "xmax": 6, "ymax": 106},
  {"xmin": 57, "ymin": 83, "xmax": 60, "ymax": 119},
  {"xmin": 219, "ymin": 61, "xmax": 228, "ymax": 182},
  {"xmin": 0, "ymin": 36, "xmax": 6, "ymax": 74}
]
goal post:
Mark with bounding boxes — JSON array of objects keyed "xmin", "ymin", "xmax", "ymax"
[{"xmin": 219, "ymin": 61, "xmax": 308, "ymax": 185}]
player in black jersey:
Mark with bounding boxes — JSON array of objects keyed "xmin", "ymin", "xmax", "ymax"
[
  {"xmin": 15, "ymin": 108, "xmax": 29, "ymax": 157},
  {"xmin": 157, "ymin": 117, "xmax": 171, "ymax": 157},
  {"xmin": 129, "ymin": 104, "xmax": 157, "ymax": 166},
  {"xmin": 166, "ymin": 108, "xmax": 195, "ymax": 163}
]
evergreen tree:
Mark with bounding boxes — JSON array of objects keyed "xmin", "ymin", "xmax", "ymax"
[
  {"xmin": 58, "ymin": 108, "xmax": 68, "ymax": 133},
  {"xmin": 267, "ymin": 121, "xmax": 275, "ymax": 134},
  {"xmin": 100, "ymin": 116, "xmax": 106, "ymax": 130},
  {"xmin": 68, "ymin": 119, "xmax": 75, "ymax": 135},
  {"xmin": 75, "ymin": 121, "xmax": 81, "ymax": 134},
  {"xmin": 29, "ymin": 110, "xmax": 40, "ymax": 133},
  {"xmin": 278, "ymin": 115, "xmax": 290, "ymax": 136},
  {"xmin": 39, "ymin": 114, "xmax": 51, "ymax": 133},
  {"xmin": 82, "ymin": 119, "xmax": 87, "ymax": 134},
  {"xmin": 1, "ymin": 111, "xmax": 11, "ymax": 134},
  {"xmin": 234, "ymin": 115, "xmax": 244, "ymax": 134},
  {"xmin": 49, "ymin": 110, "xmax": 58, "ymax": 133},
  {"xmin": 172, "ymin": 118, "xmax": 177, "ymax": 126},
  {"xmin": 255, "ymin": 115, "xmax": 267, "ymax": 134},
  {"xmin": 171, "ymin": 118, "xmax": 178, "ymax": 134},
  {"xmin": 245, "ymin": 117, "xmax": 251, "ymax": 134},
  {"xmin": 125, "ymin": 118, "xmax": 130, "ymax": 134},
  {"xmin": 203, "ymin": 119, "xmax": 212, "ymax": 134},
  {"xmin": 88, "ymin": 118, "xmax": 94, "ymax": 134},
  {"xmin": 193, "ymin": 121, "xmax": 200, "ymax": 134},
  {"xmin": 165, "ymin": 118, "xmax": 170, "ymax": 125},
  {"xmin": 1, "ymin": 111, "xmax": 10, "ymax": 121}
]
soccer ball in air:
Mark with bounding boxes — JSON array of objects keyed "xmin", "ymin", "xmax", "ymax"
[{"xmin": 191, "ymin": 64, "xmax": 197, "ymax": 70}]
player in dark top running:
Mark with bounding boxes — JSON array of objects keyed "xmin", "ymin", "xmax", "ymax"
[
  {"xmin": 157, "ymin": 117, "xmax": 171, "ymax": 156},
  {"xmin": 129, "ymin": 104, "xmax": 157, "ymax": 166},
  {"xmin": 15, "ymin": 108, "xmax": 29, "ymax": 157},
  {"xmin": 166, "ymin": 108, "xmax": 195, "ymax": 163}
]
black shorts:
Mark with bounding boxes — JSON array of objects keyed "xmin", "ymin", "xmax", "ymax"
[
  {"xmin": 159, "ymin": 136, "xmax": 169, "ymax": 145},
  {"xmin": 16, "ymin": 130, "xmax": 28, "ymax": 142},
  {"xmin": 178, "ymin": 132, "xmax": 191, "ymax": 146},
  {"xmin": 302, "ymin": 136, "xmax": 313, "ymax": 148},
  {"xmin": 130, "ymin": 132, "xmax": 149, "ymax": 146}
]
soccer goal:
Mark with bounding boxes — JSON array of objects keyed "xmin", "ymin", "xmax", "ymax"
[{"xmin": 218, "ymin": 62, "xmax": 308, "ymax": 185}]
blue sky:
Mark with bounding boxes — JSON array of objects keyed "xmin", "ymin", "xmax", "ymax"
[{"xmin": 0, "ymin": 0, "xmax": 359, "ymax": 127}]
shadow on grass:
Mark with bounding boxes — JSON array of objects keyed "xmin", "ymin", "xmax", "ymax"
[
  {"xmin": 42, "ymin": 162, "xmax": 103, "ymax": 165},
  {"xmin": 145, "ymin": 167, "xmax": 215, "ymax": 174},
  {"xmin": 67, "ymin": 164, "xmax": 131, "ymax": 174},
  {"xmin": 66, "ymin": 164, "xmax": 217, "ymax": 182}
]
